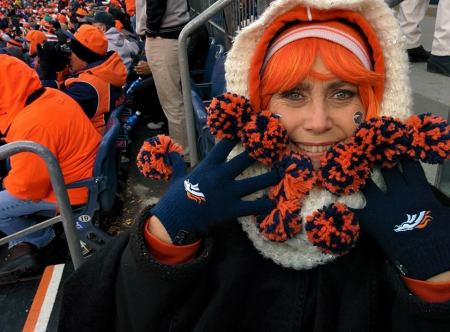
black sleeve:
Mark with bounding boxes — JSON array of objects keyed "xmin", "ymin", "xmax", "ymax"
[
  {"xmin": 58, "ymin": 232, "xmax": 129, "ymax": 331},
  {"xmin": 58, "ymin": 208, "xmax": 213, "ymax": 332},
  {"xmin": 145, "ymin": 0, "xmax": 167, "ymax": 35},
  {"xmin": 387, "ymin": 263, "xmax": 450, "ymax": 330},
  {"xmin": 114, "ymin": 208, "xmax": 213, "ymax": 331},
  {"xmin": 63, "ymin": 82, "xmax": 98, "ymax": 118}
]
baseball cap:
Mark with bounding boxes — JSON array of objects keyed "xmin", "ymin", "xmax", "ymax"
[
  {"xmin": 63, "ymin": 24, "xmax": 108, "ymax": 63},
  {"xmin": 87, "ymin": 11, "xmax": 114, "ymax": 30}
]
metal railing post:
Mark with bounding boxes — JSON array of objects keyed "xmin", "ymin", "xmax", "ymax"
[
  {"xmin": 0, "ymin": 141, "xmax": 83, "ymax": 269},
  {"xmin": 178, "ymin": 0, "xmax": 234, "ymax": 166}
]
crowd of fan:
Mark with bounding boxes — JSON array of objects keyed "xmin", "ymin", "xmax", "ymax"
[
  {"xmin": 1, "ymin": 0, "xmax": 137, "ymax": 65},
  {"xmin": 0, "ymin": 0, "xmax": 174, "ymax": 280}
]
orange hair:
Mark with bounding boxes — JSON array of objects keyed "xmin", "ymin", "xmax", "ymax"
[{"xmin": 260, "ymin": 38, "xmax": 384, "ymax": 119}]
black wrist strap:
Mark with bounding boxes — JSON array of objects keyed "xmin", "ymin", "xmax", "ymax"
[{"xmin": 172, "ymin": 230, "xmax": 199, "ymax": 246}]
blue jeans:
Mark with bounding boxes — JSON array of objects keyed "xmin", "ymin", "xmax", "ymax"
[{"xmin": 0, "ymin": 190, "xmax": 56, "ymax": 249}]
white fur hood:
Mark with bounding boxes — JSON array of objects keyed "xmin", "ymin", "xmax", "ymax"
[{"xmin": 223, "ymin": 0, "xmax": 413, "ymax": 270}]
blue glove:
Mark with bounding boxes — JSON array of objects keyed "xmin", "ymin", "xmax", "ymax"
[
  {"xmin": 352, "ymin": 159, "xmax": 450, "ymax": 280},
  {"xmin": 151, "ymin": 139, "xmax": 281, "ymax": 241}
]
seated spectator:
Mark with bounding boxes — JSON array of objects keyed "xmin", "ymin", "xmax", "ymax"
[
  {"xmin": 88, "ymin": 11, "xmax": 139, "ymax": 71},
  {"xmin": 39, "ymin": 24, "xmax": 127, "ymax": 134},
  {"xmin": 0, "ymin": 54, "xmax": 101, "ymax": 282},
  {"xmin": 108, "ymin": 4, "xmax": 133, "ymax": 34},
  {"xmin": 25, "ymin": 29, "xmax": 47, "ymax": 72},
  {"xmin": 132, "ymin": 59, "xmax": 167, "ymax": 130}
]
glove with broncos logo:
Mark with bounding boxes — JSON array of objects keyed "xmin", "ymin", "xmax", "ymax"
[
  {"xmin": 351, "ymin": 159, "xmax": 450, "ymax": 280},
  {"xmin": 151, "ymin": 139, "xmax": 282, "ymax": 244}
]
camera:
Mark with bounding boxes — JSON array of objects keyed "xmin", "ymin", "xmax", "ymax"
[
  {"xmin": 38, "ymin": 41, "xmax": 72, "ymax": 72},
  {"xmin": 54, "ymin": 42, "xmax": 72, "ymax": 70}
]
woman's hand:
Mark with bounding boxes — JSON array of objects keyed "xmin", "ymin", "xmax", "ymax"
[
  {"xmin": 351, "ymin": 159, "xmax": 450, "ymax": 280},
  {"xmin": 151, "ymin": 139, "xmax": 281, "ymax": 243}
]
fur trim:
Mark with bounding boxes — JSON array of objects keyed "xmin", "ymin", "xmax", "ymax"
[{"xmin": 225, "ymin": 0, "xmax": 412, "ymax": 119}]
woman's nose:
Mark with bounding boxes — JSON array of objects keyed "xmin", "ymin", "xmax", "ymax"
[{"xmin": 303, "ymin": 99, "xmax": 332, "ymax": 133}]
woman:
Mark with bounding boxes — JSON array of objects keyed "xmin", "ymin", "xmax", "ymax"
[{"xmin": 59, "ymin": 0, "xmax": 450, "ymax": 330}]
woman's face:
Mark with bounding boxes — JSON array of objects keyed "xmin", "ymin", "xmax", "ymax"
[{"xmin": 268, "ymin": 55, "xmax": 365, "ymax": 169}]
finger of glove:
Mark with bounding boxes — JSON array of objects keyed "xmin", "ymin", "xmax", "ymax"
[
  {"xmin": 204, "ymin": 138, "xmax": 238, "ymax": 165},
  {"xmin": 380, "ymin": 165, "xmax": 405, "ymax": 194},
  {"xmin": 167, "ymin": 152, "xmax": 187, "ymax": 180},
  {"xmin": 236, "ymin": 198, "xmax": 276, "ymax": 217},
  {"xmin": 360, "ymin": 178, "xmax": 384, "ymax": 204},
  {"xmin": 400, "ymin": 159, "xmax": 429, "ymax": 189},
  {"xmin": 222, "ymin": 150, "xmax": 254, "ymax": 179},
  {"xmin": 233, "ymin": 168, "xmax": 281, "ymax": 197}
]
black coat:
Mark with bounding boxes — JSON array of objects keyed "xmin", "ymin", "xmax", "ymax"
[{"xmin": 58, "ymin": 208, "xmax": 450, "ymax": 332}]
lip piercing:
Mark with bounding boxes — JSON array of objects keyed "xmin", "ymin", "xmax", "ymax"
[{"xmin": 353, "ymin": 111, "xmax": 363, "ymax": 125}]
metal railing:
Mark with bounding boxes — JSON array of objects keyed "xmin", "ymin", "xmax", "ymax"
[
  {"xmin": 189, "ymin": 0, "xmax": 272, "ymax": 43},
  {"xmin": 179, "ymin": 0, "xmax": 234, "ymax": 165},
  {"xmin": 0, "ymin": 141, "xmax": 83, "ymax": 269},
  {"xmin": 180, "ymin": 0, "xmax": 273, "ymax": 164}
]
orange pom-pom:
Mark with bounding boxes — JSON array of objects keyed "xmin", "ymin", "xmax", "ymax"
[
  {"xmin": 319, "ymin": 143, "xmax": 370, "ymax": 196},
  {"xmin": 136, "ymin": 135, "xmax": 184, "ymax": 180},
  {"xmin": 354, "ymin": 116, "xmax": 411, "ymax": 167},
  {"xmin": 305, "ymin": 203, "xmax": 359, "ymax": 255},
  {"xmin": 241, "ymin": 110, "xmax": 289, "ymax": 167},
  {"xmin": 207, "ymin": 92, "xmax": 253, "ymax": 139},
  {"xmin": 406, "ymin": 113, "xmax": 450, "ymax": 163}
]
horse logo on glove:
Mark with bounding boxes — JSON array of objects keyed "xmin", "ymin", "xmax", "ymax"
[
  {"xmin": 184, "ymin": 179, "xmax": 206, "ymax": 204},
  {"xmin": 394, "ymin": 211, "xmax": 433, "ymax": 232}
]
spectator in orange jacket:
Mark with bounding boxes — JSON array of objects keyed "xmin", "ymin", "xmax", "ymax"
[
  {"xmin": 39, "ymin": 24, "xmax": 127, "ymax": 134},
  {"xmin": 0, "ymin": 54, "xmax": 101, "ymax": 284}
]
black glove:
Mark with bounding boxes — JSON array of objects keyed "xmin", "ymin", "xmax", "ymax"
[
  {"xmin": 151, "ymin": 139, "xmax": 281, "ymax": 242},
  {"xmin": 37, "ymin": 42, "xmax": 69, "ymax": 80},
  {"xmin": 351, "ymin": 159, "xmax": 450, "ymax": 280}
]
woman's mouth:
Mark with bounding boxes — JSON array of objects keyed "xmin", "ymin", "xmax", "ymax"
[{"xmin": 291, "ymin": 141, "xmax": 342, "ymax": 155}]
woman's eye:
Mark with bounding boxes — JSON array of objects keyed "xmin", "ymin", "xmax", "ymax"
[
  {"xmin": 332, "ymin": 89, "xmax": 355, "ymax": 100},
  {"xmin": 281, "ymin": 89, "xmax": 304, "ymax": 100}
]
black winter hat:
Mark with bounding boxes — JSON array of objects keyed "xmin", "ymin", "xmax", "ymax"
[{"xmin": 88, "ymin": 11, "xmax": 114, "ymax": 30}]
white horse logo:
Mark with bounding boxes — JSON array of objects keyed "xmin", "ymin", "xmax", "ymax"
[
  {"xmin": 393, "ymin": 211, "xmax": 432, "ymax": 232},
  {"xmin": 184, "ymin": 179, "xmax": 206, "ymax": 203}
]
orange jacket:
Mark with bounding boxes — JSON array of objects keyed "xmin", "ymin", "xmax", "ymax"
[
  {"xmin": 65, "ymin": 52, "xmax": 127, "ymax": 134},
  {"xmin": 0, "ymin": 55, "xmax": 101, "ymax": 205},
  {"xmin": 124, "ymin": 0, "xmax": 136, "ymax": 17}
]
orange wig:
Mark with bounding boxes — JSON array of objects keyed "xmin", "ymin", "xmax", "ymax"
[{"xmin": 260, "ymin": 38, "xmax": 385, "ymax": 119}]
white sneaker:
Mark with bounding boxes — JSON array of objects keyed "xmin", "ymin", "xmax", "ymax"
[{"xmin": 146, "ymin": 121, "xmax": 165, "ymax": 130}]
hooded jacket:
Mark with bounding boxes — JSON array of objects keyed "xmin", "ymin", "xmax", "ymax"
[
  {"xmin": 64, "ymin": 51, "xmax": 127, "ymax": 134},
  {"xmin": 105, "ymin": 27, "xmax": 139, "ymax": 70},
  {"xmin": 58, "ymin": 0, "xmax": 450, "ymax": 331},
  {"xmin": 225, "ymin": 0, "xmax": 412, "ymax": 270},
  {"xmin": 0, "ymin": 55, "xmax": 101, "ymax": 204}
]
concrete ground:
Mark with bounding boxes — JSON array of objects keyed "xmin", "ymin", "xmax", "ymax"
[
  {"xmin": 104, "ymin": 118, "xmax": 171, "ymax": 234},
  {"xmin": 406, "ymin": 11, "xmax": 450, "ymax": 194}
]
